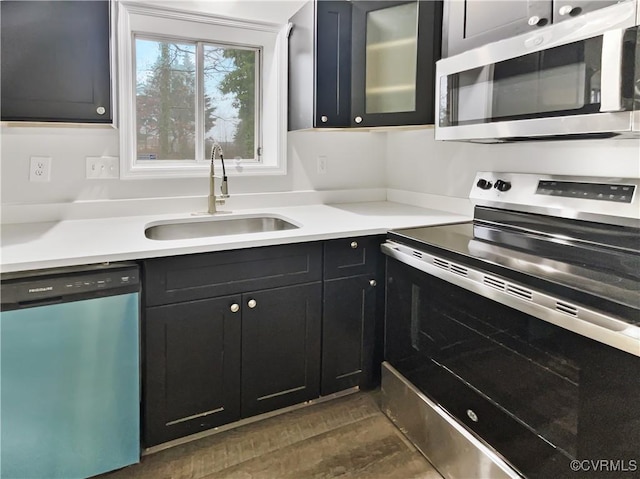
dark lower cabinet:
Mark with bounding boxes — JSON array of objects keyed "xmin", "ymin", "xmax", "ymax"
[
  {"xmin": 142, "ymin": 238, "xmax": 383, "ymax": 447},
  {"xmin": 321, "ymin": 275, "xmax": 378, "ymax": 395},
  {"xmin": 144, "ymin": 296, "xmax": 242, "ymax": 447},
  {"xmin": 242, "ymin": 283, "xmax": 322, "ymax": 417}
]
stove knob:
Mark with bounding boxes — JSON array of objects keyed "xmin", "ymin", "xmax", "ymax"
[
  {"xmin": 476, "ymin": 178, "xmax": 493, "ymax": 190},
  {"xmin": 494, "ymin": 180, "xmax": 512, "ymax": 192}
]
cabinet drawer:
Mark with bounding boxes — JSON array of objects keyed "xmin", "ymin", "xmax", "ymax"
[
  {"xmin": 323, "ymin": 235, "xmax": 383, "ymax": 279},
  {"xmin": 143, "ymin": 243, "xmax": 322, "ymax": 307}
]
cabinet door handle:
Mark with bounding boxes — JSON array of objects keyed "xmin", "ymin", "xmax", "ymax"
[
  {"xmin": 558, "ymin": 5, "xmax": 577, "ymax": 16},
  {"xmin": 350, "ymin": 241, "xmax": 358, "ymax": 249},
  {"xmin": 354, "ymin": 116, "xmax": 363, "ymax": 124},
  {"xmin": 527, "ymin": 15, "xmax": 547, "ymax": 26},
  {"xmin": 321, "ymin": 115, "xmax": 328, "ymax": 123},
  {"xmin": 96, "ymin": 106, "xmax": 106, "ymax": 115},
  {"xmin": 369, "ymin": 279, "xmax": 377, "ymax": 287},
  {"xmin": 230, "ymin": 303, "xmax": 240, "ymax": 313},
  {"xmin": 247, "ymin": 299, "xmax": 257, "ymax": 309}
]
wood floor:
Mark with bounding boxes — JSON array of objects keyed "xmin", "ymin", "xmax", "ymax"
[{"xmin": 102, "ymin": 392, "xmax": 442, "ymax": 479}]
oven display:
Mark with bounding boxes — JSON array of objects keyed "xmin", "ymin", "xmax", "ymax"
[{"xmin": 536, "ymin": 180, "xmax": 635, "ymax": 203}]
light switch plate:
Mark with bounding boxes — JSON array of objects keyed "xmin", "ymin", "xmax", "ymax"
[
  {"xmin": 86, "ymin": 156, "xmax": 119, "ymax": 179},
  {"xmin": 29, "ymin": 156, "xmax": 52, "ymax": 182}
]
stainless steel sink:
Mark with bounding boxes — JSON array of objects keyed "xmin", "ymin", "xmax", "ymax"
[{"xmin": 145, "ymin": 216, "xmax": 299, "ymax": 241}]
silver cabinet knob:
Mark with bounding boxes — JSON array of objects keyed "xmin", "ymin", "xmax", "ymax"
[
  {"xmin": 230, "ymin": 303, "xmax": 240, "ymax": 313},
  {"xmin": 350, "ymin": 241, "xmax": 358, "ymax": 249},
  {"xmin": 96, "ymin": 106, "xmax": 106, "ymax": 115},
  {"xmin": 527, "ymin": 15, "xmax": 547, "ymax": 26},
  {"xmin": 354, "ymin": 116, "xmax": 363, "ymax": 124},
  {"xmin": 321, "ymin": 115, "xmax": 328, "ymax": 123},
  {"xmin": 369, "ymin": 279, "xmax": 377, "ymax": 287},
  {"xmin": 558, "ymin": 5, "xmax": 574, "ymax": 15},
  {"xmin": 466, "ymin": 409, "xmax": 479, "ymax": 422},
  {"xmin": 247, "ymin": 299, "xmax": 257, "ymax": 309}
]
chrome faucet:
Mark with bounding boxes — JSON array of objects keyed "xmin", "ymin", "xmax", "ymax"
[{"xmin": 208, "ymin": 143, "xmax": 230, "ymax": 214}]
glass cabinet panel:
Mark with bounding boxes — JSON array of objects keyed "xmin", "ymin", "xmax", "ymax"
[{"xmin": 365, "ymin": 2, "xmax": 418, "ymax": 114}]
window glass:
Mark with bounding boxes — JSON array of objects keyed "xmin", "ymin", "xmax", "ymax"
[
  {"xmin": 203, "ymin": 46, "xmax": 258, "ymax": 161},
  {"xmin": 135, "ymin": 39, "xmax": 196, "ymax": 161}
]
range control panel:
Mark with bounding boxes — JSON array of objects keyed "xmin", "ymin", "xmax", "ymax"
[
  {"xmin": 470, "ymin": 172, "xmax": 640, "ymax": 226},
  {"xmin": 1, "ymin": 265, "xmax": 139, "ymax": 305},
  {"xmin": 536, "ymin": 181, "xmax": 635, "ymax": 203}
]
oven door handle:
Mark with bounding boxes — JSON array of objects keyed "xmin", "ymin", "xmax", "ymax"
[{"xmin": 600, "ymin": 28, "xmax": 626, "ymax": 112}]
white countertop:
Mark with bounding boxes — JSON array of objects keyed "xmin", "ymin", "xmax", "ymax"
[{"xmin": 0, "ymin": 201, "xmax": 469, "ymax": 273}]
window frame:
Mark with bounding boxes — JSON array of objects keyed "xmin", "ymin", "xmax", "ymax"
[{"xmin": 117, "ymin": 1, "xmax": 287, "ymax": 179}]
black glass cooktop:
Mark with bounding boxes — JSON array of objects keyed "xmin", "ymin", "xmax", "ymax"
[{"xmin": 388, "ymin": 208, "xmax": 640, "ymax": 322}]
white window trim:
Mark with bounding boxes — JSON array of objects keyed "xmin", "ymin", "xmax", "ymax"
[{"xmin": 116, "ymin": 1, "xmax": 288, "ymax": 179}]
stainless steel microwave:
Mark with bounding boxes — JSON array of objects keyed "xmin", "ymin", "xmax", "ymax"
[{"xmin": 435, "ymin": 1, "xmax": 640, "ymax": 142}]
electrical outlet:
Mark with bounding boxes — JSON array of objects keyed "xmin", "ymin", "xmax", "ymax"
[
  {"xmin": 29, "ymin": 156, "xmax": 52, "ymax": 182},
  {"xmin": 86, "ymin": 156, "xmax": 119, "ymax": 179},
  {"xmin": 317, "ymin": 155, "xmax": 327, "ymax": 175}
]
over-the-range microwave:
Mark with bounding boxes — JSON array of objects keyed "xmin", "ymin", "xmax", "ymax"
[{"xmin": 435, "ymin": 1, "xmax": 640, "ymax": 142}]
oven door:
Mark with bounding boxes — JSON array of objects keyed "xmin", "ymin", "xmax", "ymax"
[
  {"xmin": 385, "ymin": 257, "xmax": 640, "ymax": 478},
  {"xmin": 435, "ymin": 2, "xmax": 638, "ymax": 141}
]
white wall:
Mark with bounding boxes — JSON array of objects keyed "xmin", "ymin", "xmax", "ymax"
[
  {"xmin": 0, "ymin": 127, "xmax": 386, "ymax": 205},
  {"xmin": 387, "ymin": 129, "xmax": 640, "ymax": 199}
]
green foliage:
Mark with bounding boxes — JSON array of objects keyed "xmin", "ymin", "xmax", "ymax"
[{"xmin": 219, "ymin": 50, "xmax": 256, "ymax": 159}]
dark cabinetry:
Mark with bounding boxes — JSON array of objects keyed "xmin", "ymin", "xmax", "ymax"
[
  {"xmin": 144, "ymin": 296, "xmax": 241, "ymax": 446},
  {"xmin": 351, "ymin": 1, "xmax": 442, "ymax": 127},
  {"xmin": 288, "ymin": 0, "xmax": 352, "ymax": 129},
  {"xmin": 1, "ymin": 1, "xmax": 112, "ymax": 123},
  {"xmin": 142, "ymin": 244, "xmax": 322, "ymax": 447},
  {"xmin": 443, "ymin": 0, "xmax": 619, "ymax": 57},
  {"xmin": 321, "ymin": 236, "xmax": 384, "ymax": 395},
  {"xmin": 242, "ymin": 284, "xmax": 321, "ymax": 417},
  {"xmin": 288, "ymin": 0, "xmax": 442, "ymax": 129}
]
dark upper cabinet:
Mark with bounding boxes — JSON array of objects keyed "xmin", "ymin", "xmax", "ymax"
[
  {"xmin": 351, "ymin": 1, "xmax": 442, "ymax": 127},
  {"xmin": 442, "ymin": 0, "xmax": 619, "ymax": 58},
  {"xmin": 288, "ymin": 0, "xmax": 442, "ymax": 129},
  {"xmin": 288, "ymin": 0, "xmax": 352, "ymax": 129},
  {"xmin": 1, "ymin": 1, "xmax": 111, "ymax": 123}
]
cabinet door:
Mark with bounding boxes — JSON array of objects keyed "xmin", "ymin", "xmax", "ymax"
[
  {"xmin": 144, "ymin": 296, "xmax": 241, "ymax": 447},
  {"xmin": 552, "ymin": 0, "xmax": 618, "ymax": 24},
  {"xmin": 1, "ymin": 1, "xmax": 111, "ymax": 122},
  {"xmin": 315, "ymin": 0, "xmax": 353, "ymax": 127},
  {"xmin": 321, "ymin": 275, "xmax": 379, "ymax": 395},
  {"xmin": 443, "ymin": 0, "xmax": 552, "ymax": 57},
  {"xmin": 351, "ymin": 0, "xmax": 442, "ymax": 127},
  {"xmin": 241, "ymin": 283, "xmax": 322, "ymax": 417}
]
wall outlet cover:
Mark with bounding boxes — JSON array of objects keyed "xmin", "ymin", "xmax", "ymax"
[
  {"xmin": 29, "ymin": 156, "xmax": 52, "ymax": 182},
  {"xmin": 86, "ymin": 156, "xmax": 119, "ymax": 179}
]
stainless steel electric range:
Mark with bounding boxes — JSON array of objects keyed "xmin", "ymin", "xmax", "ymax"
[{"xmin": 381, "ymin": 172, "xmax": 640, "ymax": 479}]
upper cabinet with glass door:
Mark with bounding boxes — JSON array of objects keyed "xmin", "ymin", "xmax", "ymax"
[
  {"xmin": 351, "ymin": 0, "xmax": 443, "ymax": 127},
  {"xmin": 443, "ymin": 0, "xmax": 621, "ymax": 58}
]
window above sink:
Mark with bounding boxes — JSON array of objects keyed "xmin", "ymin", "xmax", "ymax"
[{"xmin": 117, "ymin": 2, "xmax": 288, "ymax": 179}]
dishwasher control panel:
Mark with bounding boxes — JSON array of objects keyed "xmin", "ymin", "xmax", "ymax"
[{"xmin": 1, "ymin": 264, "xmax": 139, "ymax": 307}]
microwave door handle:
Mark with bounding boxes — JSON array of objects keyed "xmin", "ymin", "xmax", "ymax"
[{"xmin": 600, "ymin": 29, "xmax": 625, "ymax": 112}]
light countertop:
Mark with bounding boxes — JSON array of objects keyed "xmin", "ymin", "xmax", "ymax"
[{"xmin": 0, "ymin": 201, "xmax": 470, "ymax": 273}]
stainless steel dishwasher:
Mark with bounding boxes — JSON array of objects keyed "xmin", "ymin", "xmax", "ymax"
[{"xmin": 0, "ymin": 263, "xmax": 140, "ymax": 479}]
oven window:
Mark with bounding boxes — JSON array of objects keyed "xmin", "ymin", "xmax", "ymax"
[
  {"xmin": 439, "ymin": 36, "xmax": 603, "ymax": 127},
  {"xmin": 385, "ymin": 259, "xmax": 640, "ymax": 477}
]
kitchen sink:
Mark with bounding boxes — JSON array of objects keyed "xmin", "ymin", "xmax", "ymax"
[{"xmin": 145, "ymin": 215, "xmax": 299, "ymax": 241}]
